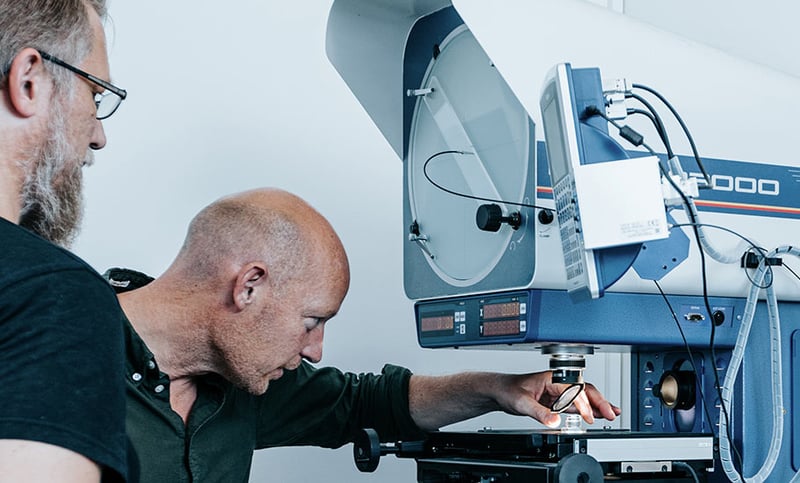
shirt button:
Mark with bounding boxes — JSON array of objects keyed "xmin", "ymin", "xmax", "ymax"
[
  {"xmin": 132, "ymin": 373, "xmax": 143, "ymax": 382},
  {"xmin": 154, "ymin": 384, "xmax": 165, "ymax": 393},
  {"xmin": 147, "ymin": 360, "xmax": 156, "ymax": 370}
]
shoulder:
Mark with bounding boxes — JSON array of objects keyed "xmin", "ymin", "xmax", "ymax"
[
  {"xmin": 0, "ymin": 219, "xmax": 110, "ymax": 292},
  {"xmin": 103, "ymin": 267, "xmax": 155, "ymax": 293}
]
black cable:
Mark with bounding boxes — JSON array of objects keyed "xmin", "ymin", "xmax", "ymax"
[
  {"xmin": 670, "ymin": 222, "xmax": 774, "ymax": 290},
  {"xmin": 653, "ymin": 280, "xmax": 716, "ymax": 437},
  {"xmin": 626, "ymin": 107, "xmax": 661, "ymax": 136},
  {"xmin": 632, "ymin": 84, "xmax": 712, "ymax": 185},
  {"xmin": 626, "ymin": 92, "xmax": 675, "ymax": 159},
  {"xmin": 742, "ymin": 247, "xmax": 776, "ymax": 289},
  {"xmin": 668, "ymin": 223, "xmax": 751, "ymax": 476},
  {"xmin": 672, "ymin": 461, "xmax": 701, "ymax": 483},
  {"xmin": 584, "ymin": 107, "xmax": 660, "ymax": 158},
  {"xmin": 784, "ymin": 262, "xmax": 800, "ymax": 282},
  {"xmin": 627, "ymin": 107, "xmax": 665, "ymax": 141},
  {"xmin": 586, "ymin": 103, "xmax": 741, "ymax": 474},
  {"xmin": 422, "ymin": 150, "xmax": 551, "ymax": 211}
]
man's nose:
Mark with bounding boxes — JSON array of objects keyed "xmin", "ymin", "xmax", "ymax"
[
  {"xmin": 300, "ymin": 324, "xmax": 325, "ymax": 363},
  {"xmin": 89, "ymin": 119, "xmax": 107, "ymax": 150}
]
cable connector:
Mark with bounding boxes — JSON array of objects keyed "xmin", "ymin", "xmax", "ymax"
[
  {"xmin": 662, "ymin": 175, "xmax": 699, "ymax": 207},
  {"xmin": 741, "ymin": 252, "xmax": 783, "ymax": 269},
  {"xmin": 603, "ymin": 77, "xmax": 632, "ymax": 120}
]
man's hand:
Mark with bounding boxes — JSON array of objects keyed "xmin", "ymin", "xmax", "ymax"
[
  {"xmin": 492, "ymin": 372, "xmax": 621, "ymax": 428},
  {"xmin": 409, "ymin": 370, "xmax": 621, "ymax": 431}
]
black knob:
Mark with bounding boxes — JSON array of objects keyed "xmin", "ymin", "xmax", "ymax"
[
  {"xmin": 538, "ymin": 209, "xmax": 555, "ymax": 225},
  {"xmin": 476, "ymin": 203, "xmax": 522, "ymax": 232},
  {"xmin": 409, "ymin": 220, "xmax": 421, "ymax": 236},
  {"xmin": 353, "ymin": 428, "xmax": 381, "ymax": 472}
]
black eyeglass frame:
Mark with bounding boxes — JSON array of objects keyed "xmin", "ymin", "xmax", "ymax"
[{"xmin": 38, "ymin": 50, "xmax": 127, "ymax": 120}]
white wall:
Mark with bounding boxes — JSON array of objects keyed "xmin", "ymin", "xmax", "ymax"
[
  {"xmin": 73, "ymin": 1, "xmax": 622, "ymax": 482},
  {"xmin": 623, "ymin": 0, "xmax": 800, "ymax": 79}
]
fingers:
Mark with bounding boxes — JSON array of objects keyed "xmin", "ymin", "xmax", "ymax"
[
  {"xmin": 509, "ymin": 379, "xmax": 564, "ymax": 428},
  {"xmin": 524, "ymin": 397, "xmax": 564, "ymax": 428},
  {"xmin": 508, "ymin": 372, "xmax": 621, "ymax": 429},
  {"xmin": 541, "ymin": 412, "xmax": 562, "ymax": 429},
  {"xmin": 583, "ymin": 383, "xmax": 620, "ymax": 421},
  {"xmin": 570, "ymin": 391, "xmax": 596, "ymax": 425}
]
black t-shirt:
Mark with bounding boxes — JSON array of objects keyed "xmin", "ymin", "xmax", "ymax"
[{"xmin": 0, "ymin": 218, "xmax": 130, "ymax": 481}]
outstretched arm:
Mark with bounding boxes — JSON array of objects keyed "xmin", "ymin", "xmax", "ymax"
[
  {"xmin": 408, "ymin": 371, "xmax": 620, "ymax": 431},
  {"xmin": 0, "ymin": 440, "xmax": 101, "ymax": 483}
]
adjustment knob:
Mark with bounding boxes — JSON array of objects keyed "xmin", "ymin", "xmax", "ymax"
[
  {"xmin": 353, "ymin": 429, "xmax": 381, "ymax": 472},
  {"xmin": 538, "ymin": 209, "xmax": 555, "ymax": 225},
  {"xmin": 652, "ymin": 370, "xmax": 696, "ymax": 410},
  {"xmin": 476, "ymin": 203, "xmax": 522, "ymax": 232}
]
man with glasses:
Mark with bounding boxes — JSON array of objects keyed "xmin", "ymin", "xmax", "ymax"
[{"xmin": 0, "ymin": 0, "xmax": 132, "ymax": 481}]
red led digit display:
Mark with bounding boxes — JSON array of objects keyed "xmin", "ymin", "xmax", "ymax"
[
  {"xmin": 481, "ymin": 319, "xmax": 520, "ymax": 336},
  {"xmin": 420, "ymin": 315, "xmax": 454, "ymax": 332},
  {"xmin": 482, "ymin": 301, "xmax": 520, "ymax": 319}
]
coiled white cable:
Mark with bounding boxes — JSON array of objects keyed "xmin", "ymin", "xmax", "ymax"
[
  {"xmin": 684, "ymin": 199, "xmax": 752, "ymax": 265},
  {"xmin": 718, "ymin": 246, "xmax": 800, "ymax": 482}
]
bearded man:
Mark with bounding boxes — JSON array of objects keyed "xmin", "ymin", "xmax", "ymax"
[{"xmin": 0, "ymin": 0, "xmax": 133, "ymax": 481}]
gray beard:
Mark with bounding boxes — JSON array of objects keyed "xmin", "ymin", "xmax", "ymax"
[{"xmin": 18, "ymin": 102, "xmax": 91, "ymax": 248}]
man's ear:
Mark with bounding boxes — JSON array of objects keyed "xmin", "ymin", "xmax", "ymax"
[
  {"xmin": 233, "ymin": 262, "xmax": 268, "ymax": 310},
  {"xmin": 6, "ymin": 48, "xmax": 51, "ymax": 118}
]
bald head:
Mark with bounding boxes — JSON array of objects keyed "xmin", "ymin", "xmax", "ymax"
[{"xmin": 171, "ymin": 188, "xmax": 349, "ymax": 293}]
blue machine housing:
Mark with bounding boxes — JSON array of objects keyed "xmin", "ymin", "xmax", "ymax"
[
  {"xmin": 326, "ymin": 1, "xmax": 800, "ymax": 479},
  {"xmin": 412, "ymin": 62, "xmax": 800, "ymax": 480}
]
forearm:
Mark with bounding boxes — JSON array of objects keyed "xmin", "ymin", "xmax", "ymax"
[
  {"xmin": 408, "ymin": 372, "xmax": 508, "ymax": 431},
  {"xmin": 0, "ymin": 440, "xmax": 101, "ymax": 483}
]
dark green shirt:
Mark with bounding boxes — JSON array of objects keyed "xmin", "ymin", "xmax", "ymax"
[{"xmin": 124, "ymin": 319, "xmax": 425, "ymax": 482}]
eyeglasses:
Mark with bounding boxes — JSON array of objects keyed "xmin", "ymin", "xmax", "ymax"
[{"xmin": 38, "ymin": 50, "xmax": 127, "ymax": 120}]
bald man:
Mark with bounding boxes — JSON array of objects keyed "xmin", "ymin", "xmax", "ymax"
[{"xmin": 109, "ymin": 188, "xmax": 620, "ymax": 482}]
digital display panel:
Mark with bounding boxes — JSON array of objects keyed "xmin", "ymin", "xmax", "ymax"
[
  {"xmin": 541, "ymin": 94, "xmax": 569, "ymax": 182},
  {"xmin": 481, "ymin": 319, "xmax": 521, "ymax": 337},
  {"xmin": 482, "ymin": 301, "xmax": 520, "ymax": 319},
  {"xmin": 420, "ymin": 315, "xmax": 455, "ymax": 333}
]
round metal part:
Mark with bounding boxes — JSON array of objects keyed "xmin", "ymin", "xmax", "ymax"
[
  {"xmin": 551, "ymin": 369, "xmax": 585, "ymax": 384},
  {"xmin": 554, "ymin": 453, "xmax": 604, "ymax": 483},
  {"xmin": 541, "ymin": 344, "xmax": 595, "ymax": 356},
  {"xmin": 652, "ymin": 370, "xmax": 696, "ymax": 410},
  {"xmin": 551, "ymin": 383, "xmax": 585, "ymax": 413}
]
